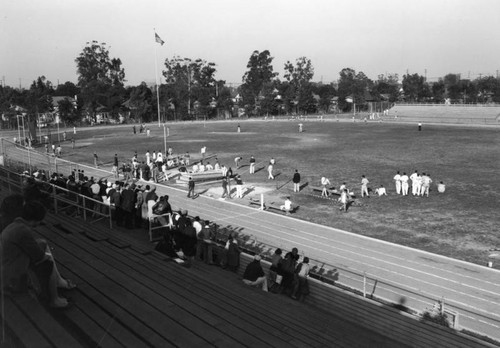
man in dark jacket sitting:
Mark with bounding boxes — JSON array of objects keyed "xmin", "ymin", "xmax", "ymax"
[{"xmin": 243, "ymin": 255, "xmax": 268, "ymax": 292}]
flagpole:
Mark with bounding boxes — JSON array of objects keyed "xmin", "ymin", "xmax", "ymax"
[{"xmin": 154, "ymin": 29, "xmax": 161, "ymax": 128}]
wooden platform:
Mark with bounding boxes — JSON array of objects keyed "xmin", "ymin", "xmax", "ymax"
[{"xmin": 1, "ymin": 210, "xmax": 410, "ymax": 348}]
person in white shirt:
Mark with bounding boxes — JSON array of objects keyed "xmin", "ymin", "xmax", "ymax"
[
  {"xmin": 321, "ymin": 177, "xmax": 331, "ymax": 197},
  {"xmin": 280, "ymin": 197, "xmax": 293, "ymax": 215},
  {"xmin": 361, "ymin": 175, "xmax": 370, "ymax": 197},
  {"xmin": 339, "ymin": 182, "xmax": 346, "ymax": 192},
  {"xmin": 192, "ymin": 216, "xmax": 203, "ymax": 235},
  {"xmin": 409, "ymin": 170, "xmax": 419, "ymax": 196},
  {"xmin": 201, "ymin": 146, "xmax": 206, "ymax": 160},
  {"xmin": 437, "ymin": 181, "xmax": 446, "ymax": 193},
  {"xmin": 415, "ymin": 174, "xmax": 423, "ymax": 196},
  {"xmin": 234, "ymin": 156, "xmax": 242, "ymax": 169},
  {"xmin": 421, "ymin": 173, "xmax": 433, "ymax": 197},
  {"xmin": 156, "ymin": 151, "xmax": 163, "ymax": 163},
  {"xmin": 393, "ymin": 171, "xmax": 401, "ymax": 195},
  {"xmin": 400, "ymin": 172, "xmax": 409, "ymax": 196},
  {"xmin": 161, "ymin": 163, "xmax": 169, "ymax": 181},
  {"xmin": 205, "ymin": 162, "xmax": 214, "ymax": 171},
  {"xmin": 339, "ymin": 189, "xmax": 349, "ymax": 212},
  {"xmin": 199, "ymin": 162, "xmax": 206, "ymax": 172},
  {"xmin": 268, "ymin": 163, "xmax": 274, "ymax": 180},
  {"xmin": 375, "ymin": 185, "xmax": 387, "ymax": 196}
]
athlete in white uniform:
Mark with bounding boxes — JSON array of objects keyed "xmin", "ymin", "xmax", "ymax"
[
  {"xmin": 400, "ymin": 172, "xmax": 409, "ymax": 196},
  {"xmin": 393, "ymin": 171, "xmax": 401, "ymax": 195},
  {"xmin": 409, "ymin": 170, "xmax": 419, "ymax": 196}
]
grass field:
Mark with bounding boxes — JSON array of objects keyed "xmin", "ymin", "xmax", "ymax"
[{"xmin": 57, "ymin": 119, "xmax": 500, "ymax": 266}]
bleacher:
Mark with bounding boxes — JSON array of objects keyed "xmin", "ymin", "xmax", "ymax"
[
  {"xmin": 2, "ymin": 207, "xmax": 407, "ymax": 348},
  {"xmin": 388, "ymin": 104, "xmax": 500, "ymax": 125},
  {"xmin": 1, "ymin": 168, "xmax": 497, "ymax": 347}
]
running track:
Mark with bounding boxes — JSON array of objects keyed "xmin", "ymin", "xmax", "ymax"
[{"xmin": 154, "ymin": 182, "xmax": 500, "ymax": 341}]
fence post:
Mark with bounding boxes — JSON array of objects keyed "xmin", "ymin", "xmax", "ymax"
[
  {"xmin": 260, "ymin": 193, "xmax": 264, "ymax": 210},
  {"xmin": 363, "ymin": 272, "xmax": 366, "ymax": 298},
  {"xmin": 52, "ymin": 186, "xmax": 58, "ymax": 214},
  {"xmin": 81, "ymin": 196, "xmax": 86, "ymax": 221}
]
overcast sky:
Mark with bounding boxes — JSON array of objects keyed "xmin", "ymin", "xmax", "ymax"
[{"xmin": 2, "ymin": 0, "xmax": 500, "ymax": 88}]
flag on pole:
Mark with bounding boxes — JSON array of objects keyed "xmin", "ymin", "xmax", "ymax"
[{"xmin": 155, "ymin": 32, "xmax": 165, "ymax": 46}]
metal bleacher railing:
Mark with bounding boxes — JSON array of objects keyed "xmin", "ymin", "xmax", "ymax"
[{"xmin": 1, "ymin": 139, "xmax": 500, "ymax": 342}]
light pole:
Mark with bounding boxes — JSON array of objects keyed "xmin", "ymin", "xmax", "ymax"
[{"xmin": 16, "ymin": 115, "xmax": 26, "ymax": 145}]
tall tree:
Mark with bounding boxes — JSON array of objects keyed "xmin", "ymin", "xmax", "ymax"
[
  {"xmin": 240, "ymin": 50, "xmax": 278, "ymax": 115},
  {"xmin": 26, "ymin": 76, "xmax": 54, "ymax": 116},
  {"xmin": 431, "ymin": 80, "xmax": 446, "ymax": 103},
  {"xmin": 57, "ymin": 98, "xmax": 78, "ymax": 124},
  {"xmin": 54, "ymin": 81, "xmax": 79, "ymax": 97},
  {"xmin": 127, "ymin": 83, "xmax": 153, "ymax": 122},
  {"xmin": 372, "ymin": 73, "xmax": 400, "ymax": 102},
  {"xmin": 337, "ymin": 68, "xmax": 373, "ymax": 111},
  {"xmin": 75, "ymin": 41, "xmax": 126, "ymax": 122},
  {"xmin": 443, "ymin": 74, "xmax": 462, "ymax": 101},
  {"xmin": 402, "ymin": 73, "xmax": 430, "ymax": 102},
  {"xmin": 476, "ymin": 76, "xmax": 500, "ymax": 103},
  {"xmin": 162, "ymin": 56, "xmax": 217, "ymax": 119},
  {"xmin": 284, "ymin": 57, "xmax": 315, "ymax": 113},
  {"xmin": 315, "ymin": 83, "xmax": 337, "ymax": 113}
]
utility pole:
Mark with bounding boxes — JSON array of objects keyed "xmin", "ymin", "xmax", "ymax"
[{"xmin": 187, "ymin": 64, "xmax": 191, "ymax": 119}]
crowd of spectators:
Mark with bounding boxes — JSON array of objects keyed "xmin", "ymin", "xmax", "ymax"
[
  {"xmin": 243, "ymin": 247, "xmax": 311, "ymax": 301},
  {"xmin": 9, "ymin": 166, "xmax": 312, "ymax": 305}
]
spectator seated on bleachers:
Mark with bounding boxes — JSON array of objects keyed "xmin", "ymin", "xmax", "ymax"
[
  {"xmin": 243, "ymin": 255, "xmax": 268, "ymax": 292},
  {"xmin": 22, "ymin": 176, "xmax": 44, "ymax": 203},
  {"xmin": 0, "ymin": 198, "xmax": 76, "ymax": 308}
]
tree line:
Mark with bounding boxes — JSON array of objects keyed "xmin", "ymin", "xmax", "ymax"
[{"xmin": 2, "ymin": 41, "xmax": 500, "ymax": 127}]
